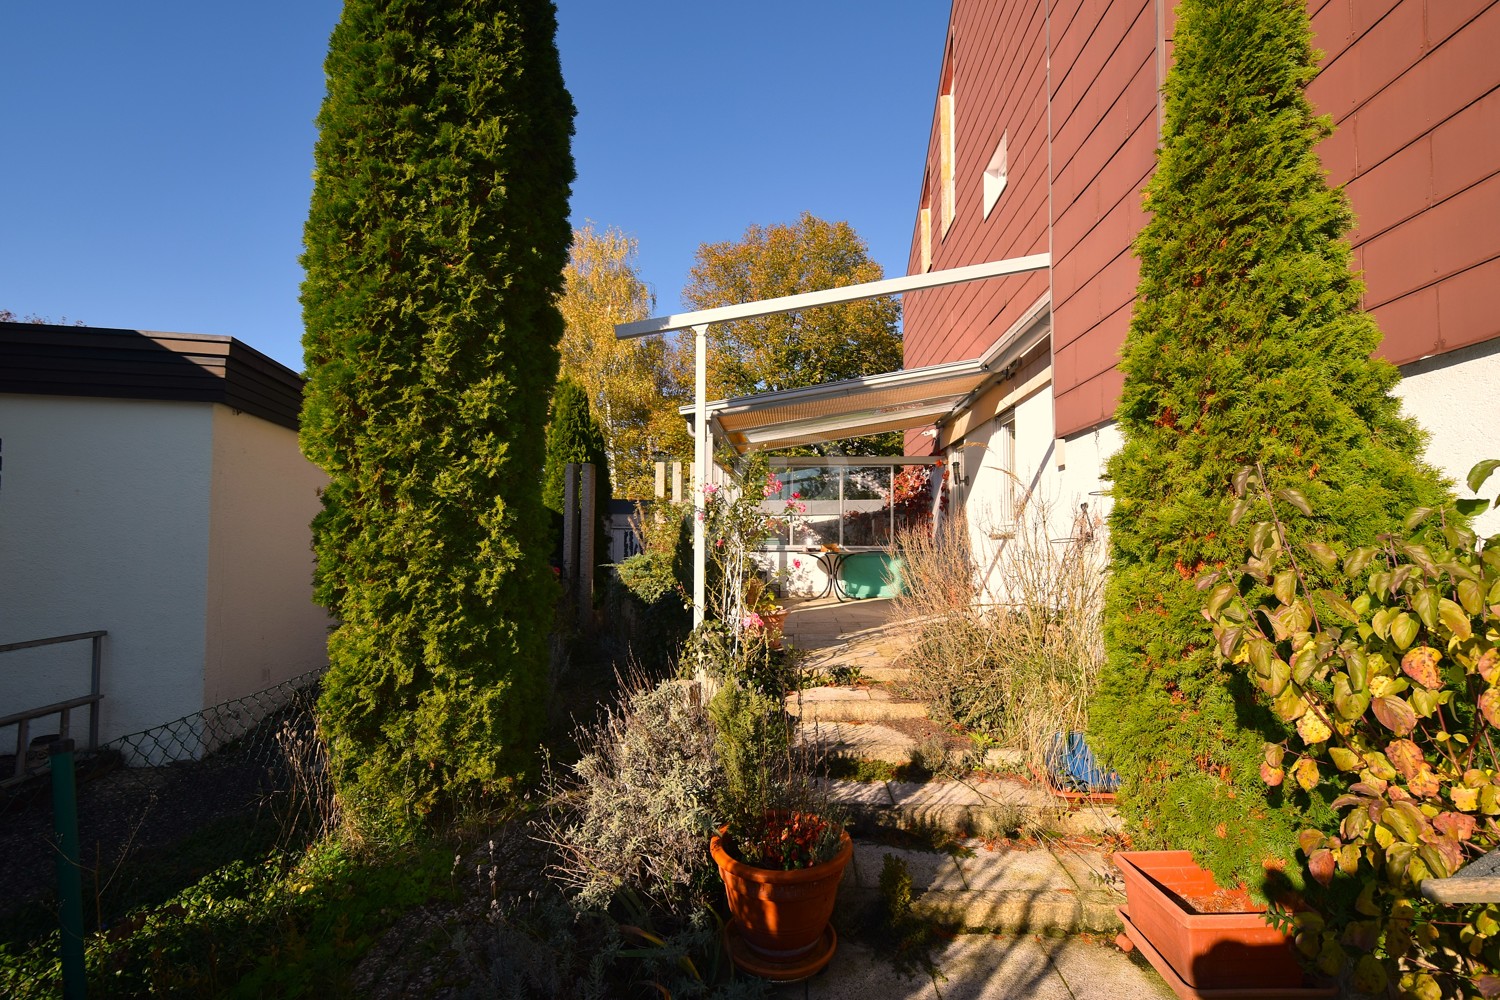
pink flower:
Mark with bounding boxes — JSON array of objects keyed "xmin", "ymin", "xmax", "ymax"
[
  {"xmin": 793, "ymin": 559, "xmax": 802, "ymax": 570},
  {"xmin": 791, "ymin": 492, "xmax": 801, "ymax": 500},
  {"xmin": 741, "ymin": 612, "xmax": 765, "ymax": 630}
]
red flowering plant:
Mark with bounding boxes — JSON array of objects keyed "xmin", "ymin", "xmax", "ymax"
[{"xmin": 741, "ymin": 811, "xmax": 839, "ymax": 871}]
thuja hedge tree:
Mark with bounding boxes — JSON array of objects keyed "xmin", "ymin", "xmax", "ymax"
[
  {"xmin": 542, "ymin": 377, "xmax": 612, "ymax": 578},
  {"xmin": 299, "ymin": 0, "xmax": 574, "ymax": 838},
  {"xmin": 1088, "ymin": 0, "xmax": 1449, "ymax": 890}
]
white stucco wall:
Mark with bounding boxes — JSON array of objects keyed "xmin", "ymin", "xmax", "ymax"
[
  {"xmin": 948, "ymin": 382, "xmax": 1114, "ymax": 606},
  {"xmin": 948, "ymin": 335, "xmax": 1500, "ymax": 604},
  {"xmin": 204, "ymin": 404, "xmax": 330, "ymax": 709},
  {"xmin": 1395, "ymin": 340, "xmax": 1500, "ymax": 538},
  {"xmin": 0, "ymin": 396, "xmax": 213, "ymax": 750}
]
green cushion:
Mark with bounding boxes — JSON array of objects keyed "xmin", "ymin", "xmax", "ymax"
[{"xmin": 839, "ymin": 552, "xmax": 905, "ymax": 599}]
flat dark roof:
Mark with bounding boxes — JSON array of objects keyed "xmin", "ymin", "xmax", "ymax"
[{"xmin": 0, "ymin": 324, "xmax": 303, "ymax": 431}]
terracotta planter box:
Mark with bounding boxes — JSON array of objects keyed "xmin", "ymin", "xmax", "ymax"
[{"xmin": 1113, "ymin": 851, "xmax": 1332, "ymax": 999}]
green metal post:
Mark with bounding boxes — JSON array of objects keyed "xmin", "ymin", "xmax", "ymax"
[{"xmin": 50, "ymin": 738, "xmax": 87, "ymax": 1000}]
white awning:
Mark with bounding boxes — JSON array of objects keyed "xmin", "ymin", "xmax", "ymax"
[{"xmin": 685, "ymin": 357, "xmax": 991, "ymax": 454}]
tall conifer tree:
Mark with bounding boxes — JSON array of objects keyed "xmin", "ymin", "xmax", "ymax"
[
  {"xmin": 1089, "ymin": 0, "xmax": 1446, "ymax": 887},
  {"xmin": 542, "ymin": 377, "xmax": 612, "ymax": 575},
  {"xmin": 299, "ymin": 0, "xmax": 574, "ymax": 837}
]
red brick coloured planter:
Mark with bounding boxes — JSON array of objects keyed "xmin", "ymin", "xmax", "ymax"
[{"xmin": 1112, "ymin": 850, "xmax": 1323, "ymax": 996}]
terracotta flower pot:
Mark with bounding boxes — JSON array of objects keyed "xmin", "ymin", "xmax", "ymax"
[
  {"xmin": 761, "ymin": 610, "xmax": 788, "ymax": 649},
  {"xmin": 1113, "ymin": 850, "xmax": 1333, "ymax": 998},
  {"xmin": 710, "ymin": 826, "xmax": 852, "ymax": 982}
]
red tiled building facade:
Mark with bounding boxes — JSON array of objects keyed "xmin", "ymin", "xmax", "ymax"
[{"xmin": 904, "ymin": 0, "xmax": 1499, "ymax": 482}]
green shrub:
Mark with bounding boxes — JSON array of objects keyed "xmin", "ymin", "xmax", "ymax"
[
  {"xmin": 610, "ymin": 504, "xmax": 692, "ymax": 671},
  {"xmin": 298, "ymin": 0, "xmax": 575, "ymax": 839},
  {"xmin": 708, "ymin": 683, "xmax": 792, "ymax": 835},
  {"xmin": 1203, "ymin": 461, "xmax": 1499, "ymax": 997},
  {"xmin": 542, "ymin": 377, "xmax": 613, "ymax": 582},
  {"xmin": 1090, "ymin": 0, "xmax": 1448, "ymax": 889},
  {"xmin": 1, "ymin": 839, "xmax": 454, "ymax": 999}
]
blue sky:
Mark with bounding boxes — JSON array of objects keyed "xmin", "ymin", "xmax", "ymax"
[{"xmin": 0, "ymin": 2, "xmax": 947, "ymax": 372}]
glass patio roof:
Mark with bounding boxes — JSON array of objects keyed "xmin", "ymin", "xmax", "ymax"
[{"xmin": 682, "ymin": 357, "xmax": 992, "ymax": 454}]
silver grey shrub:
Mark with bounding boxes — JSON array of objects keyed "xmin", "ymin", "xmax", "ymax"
[{"xmin": 537, "ymin": 677, "xmax": 723, "ymax": 913}]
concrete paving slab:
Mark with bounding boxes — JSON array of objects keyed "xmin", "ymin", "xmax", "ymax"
[
  {"xmin": 822, "ymin": 778, "xmax": 894, "ymax": 810},
  {"xmin": 835, "ymin": 841, "xmax": 1124, "ymax": 935},
  {"xmin": 799, "ymin": 721, "xmax": 919, "ymax": 764},
  {"xmin": 790, "ymin": 687, "xmax": 931, "ymax": 723},
  {"xmin": 764, "ymin": 933, "xmax": 1175, "ymax": 999}
]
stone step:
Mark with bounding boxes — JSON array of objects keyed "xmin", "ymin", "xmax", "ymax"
[
  {"xmin": 837, "ymin": 839, "xmax": 1124, "ymax": 936},
  {"xmin": 788, "ymin": 686, "xmax": 931, "ymax": 723},
  {"xmin": 798, "ymin": 720, "xmax": 919, "ymax": 764},
  {"xmin": 827, "ymin": 775, "xmax": 1123, "ymax": 841}
]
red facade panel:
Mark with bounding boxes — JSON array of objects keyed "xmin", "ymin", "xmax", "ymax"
[
  {"xmin": 1049, "ymin": 0, "xmax": 1157, "ymax": 435},
  {"xmin": 1371, "ymin": 286, "xmax": 1441, "ymax": 363},
  {"xmin": 903, "ymin": 0, "xmax": 1052, "ymax": 378},
  {"xmin": 904, "ymin": 0, "xmax": 1500, "ymax": 439},
  {"xmin": 1337, "ymin": 4, "xmax": 1500, "ymax": 171},
  {"xmin": 1434, "ymin": 256, "xmax": 1500, "ymax": 355},
  {"xmin": 1362, "ymin": 175, "xmax": 1500, "ymax": 309},
  {"xmin": 1309, "ymin": 0, "xmax": 1423, "ymax": 123}
]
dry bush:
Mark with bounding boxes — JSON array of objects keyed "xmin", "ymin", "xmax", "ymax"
[
  {"xmin": 894, "ymin": 495, "xmax": 1106, "ymax": 772},
  {"xmin": 270, "ymin": 715, "xmax": 342, "ymax": 850}
]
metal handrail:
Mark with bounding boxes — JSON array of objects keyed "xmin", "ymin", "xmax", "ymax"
[{"xmin": 1, "ymin": 631, "xmax": 106, "ymax": 783}]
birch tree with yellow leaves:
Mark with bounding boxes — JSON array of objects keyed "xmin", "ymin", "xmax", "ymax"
[{"xmin": 558, "ymin": 224, "xmax": 687, "ymax": 498}]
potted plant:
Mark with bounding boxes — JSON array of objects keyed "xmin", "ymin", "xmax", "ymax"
[
  {"xmin": 710, "ymin": 811, "xmax": 852, "ymax": 981},
  {"xmin": 1113, "ymin": 850, "xmax": 1333, "ymax": 997},
  {"xmin": 706, "ymin": 682, "xmax": 848, "ymax": 981}
]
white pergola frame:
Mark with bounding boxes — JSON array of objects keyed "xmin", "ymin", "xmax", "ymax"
[{"xmin": 615, "ymin": 252, "xmax": 1050, "ymax": 626}]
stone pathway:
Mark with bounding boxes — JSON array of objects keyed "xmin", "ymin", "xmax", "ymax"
[
  {"xmin": 784, "ymin": 596, "xmax": 1121, "ymax": 850},
  {"xmin": 773, "ymin": 597, "xmax": 1173, "ymax": 998}
]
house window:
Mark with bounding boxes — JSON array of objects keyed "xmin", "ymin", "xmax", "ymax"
[
  {"xmin": 919, "ymin": 205, "xmax": 932, "ymax": 272},
  {"xmin": 983, "ymin": 131, "xmax": 1008, "ymax": 219},
  {"xmin": 939, "ymin": 55, "xmax": 956, "ymax": 236},
  {"xmin": 996, "ymin": 411, "xmax": 1016, "ymax": 523},
  {"xmin": 974, "ymin": 412, "xmax": 1018, "ymax": 539}
]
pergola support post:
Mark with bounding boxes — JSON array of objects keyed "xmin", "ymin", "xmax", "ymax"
[{"xmin": 692, "ymin": 323, "xmax": 708, "ymax": 629}]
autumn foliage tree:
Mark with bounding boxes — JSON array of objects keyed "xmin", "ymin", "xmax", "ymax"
[
  {"xmin": 674, "ymin": 212, "xmax": 902, "ymax": 455},
  {"xmin": 298, "ymin": 0, "xmax": 574, "ymax": 838},
  {"xmin": 1087, "ymin": 0, "xmax": 1448, "ymax": 891},
  {"xmin": 558, "ymin": 224, "xmax": 684, "ymax": 498}
]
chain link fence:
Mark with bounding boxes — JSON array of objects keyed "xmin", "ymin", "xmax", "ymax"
[{"xmin": 0, "ymin": 670, "xmax": 330, "ymax": 995}]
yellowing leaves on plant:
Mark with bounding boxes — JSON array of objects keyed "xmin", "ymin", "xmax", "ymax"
[
  {"xmin": 1296, "ymin": 712, "xmax": 1332, "ymax": 744},
  {"xmin": 1406, "ymin": 764, "xmax": 1440, "ymax": 800},
  {"xmin": 1400, "ymin": 646, "xmax": 1442, "ymax": 690},
  {"xmin": 1481, "ymin": 688, "xmax": 1500, "ymax": 729},
  {"xmin": 1385, "ymin": 739, "xmax": 1424, "ymax": 780},
  {"xmin": 1477, "ymin": 647, "xmax": 1500, "ymax": 684},
  {"xmin": 1293, "ymin": 756, "xmax": 1321, "ymax": 791}
]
